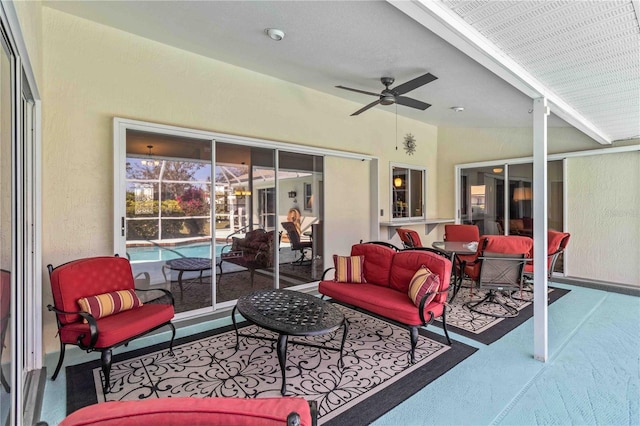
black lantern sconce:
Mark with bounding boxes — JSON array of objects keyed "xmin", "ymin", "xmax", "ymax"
[{"xmin": 288, "ymin": 190, "xmax": 297, "ymax": 199}]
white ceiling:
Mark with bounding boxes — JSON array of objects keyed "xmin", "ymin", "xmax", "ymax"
[{"xmin": 44, "ymin": 0, "xmax": 640, "ymax": 144}]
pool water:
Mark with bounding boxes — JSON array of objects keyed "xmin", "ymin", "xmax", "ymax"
[{"xmin": 127, "ymin": 242, "xmax": 224, "ymax": 262}]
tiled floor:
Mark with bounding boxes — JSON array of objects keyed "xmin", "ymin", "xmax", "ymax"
[{"xmin": 40, "ymin": 282, "xmax": 640, "ymax": 425}]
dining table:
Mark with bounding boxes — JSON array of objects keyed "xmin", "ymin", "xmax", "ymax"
[{"xmin": 431, "ymin": 241, "xmax": 478, "ymax": 301}]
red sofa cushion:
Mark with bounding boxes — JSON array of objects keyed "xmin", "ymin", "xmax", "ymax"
[
  {"xmin": 319, "ymin": 282, "xmax": 444, "ymax": 326},
  {"xmin": 59, "ymin": 304, "xmax": 174, "ymax": 348},
  {"xmin": 333, "ymin": 254, "xmax": 365, "ymax": 283},
  {"xmin": 77, "ymin": 289, "xmax": 143, "ymax": 321},
  {"xmin": 59, "ymin": 397, "xmax": 313, "ymax": 426},
  {"xmin": 50, "ymin": 256, "xmax": 136, "ymax": 325},
  {"xmin": 408, "ymin": 267, "xmax": 440, "ymax": 307},
  {"xmin": 350, "ymin": 243, "xmax": 395, "ymax": 287},
  {"xmin": 389, "ymin": 250, "xmax": 451, "ymax": 300}
]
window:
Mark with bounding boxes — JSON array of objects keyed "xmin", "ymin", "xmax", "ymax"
[{"xmin": 391, "ymin": 164, "xmax": 425, "ymax": 220}]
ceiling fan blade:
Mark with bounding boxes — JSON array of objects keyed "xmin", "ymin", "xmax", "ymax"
[
  {"xmin": 393, "ymin": 73, "xmax": 438, "ymax": 95},
  {"xmin": 351, "ymin": 99, "xmax": 382, "ymax": 116},
  {"xmin": 396, "ymin": 96, "xmax": 431, "ymax": 110},
  {"xmin": 335, "ymin": 85, "xmax": 381, "ymax": 97}
]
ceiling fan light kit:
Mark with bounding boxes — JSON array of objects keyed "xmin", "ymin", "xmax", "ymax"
[{"xmin": 336, "ymin": 72, "xmax": 437, "ymax": 116}]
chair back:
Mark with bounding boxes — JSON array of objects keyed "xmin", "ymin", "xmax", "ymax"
[
  {"xmin": 524, "ymin": 230, "xmax": 570, "ymax": 275},
  {"xmin": 48, "ymin": 256, "xmax": 135, "ymax": 325},
  {"xmin": 396, "ymin": 228, "xmax": 422, "ymax": 248},
  {"xmin": 281, "ymin": 221, "xmax": 303, "ymax": 249},
  {"xmin": 444, "ymin": 224, "xmax": 480, "ymax": 242},
  {"xmin": 465, "ymin": 235, "xmax": 532, "ymax": 281},
  {"xmin": 479, "ymin": 252, "xmax": 526, "ymax": 290},
  {"xmin": 477, "ymin": 235, "xmax": 532, "ymax": 290},
  {"xmin": 351, "ymin": 243, "xmax": 396, "ymax": 287},
  {"xmin": 391, "ymin": 250, "xmax": 452, "ymax": 303}
]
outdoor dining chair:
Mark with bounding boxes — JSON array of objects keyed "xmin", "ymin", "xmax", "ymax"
[{"xmin": 463, "ymin": 235, "xmax": 533, "ymax": 318}]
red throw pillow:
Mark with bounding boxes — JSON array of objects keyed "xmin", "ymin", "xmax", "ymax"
[
  {"xmin": 408, "ymin": 266, "xmax": 440, "ymax": 307},
  {"xmin": 77, "ymin": 289, "xmax": 143, "ymax": 322},
  {"xmin": 333, "ymin": 255, "xmax": 366, "ymax": 283}
]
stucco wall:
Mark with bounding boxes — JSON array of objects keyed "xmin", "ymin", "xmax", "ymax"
[
  {"xmin": 13, "ymin": 0, "xmax": 43, "ymax": 87},
  {"xmin": 437, "ymin": 127, "xmax": 640, "ymax": 287},
  {"xmin": 566, "ymin": 152, "xmax": 640, "ymax": 286},
  {"xmin": 41, "ymin": 8, "xmax": 439, "ymax": 353}
]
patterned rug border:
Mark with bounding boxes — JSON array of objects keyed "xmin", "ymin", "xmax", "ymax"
[
  {"xmin": 65, "ymin": 302, "xmax": 478, "ymax": 424},
  {"xmin": 437, "ymin": 286, "xmax": 571, "ymax": 345}
]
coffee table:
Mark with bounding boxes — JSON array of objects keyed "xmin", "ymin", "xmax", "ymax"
[
  {"xmin": 231, "ymin": 289, "xmax": 347, "ymax": 395},
  {"xmin": 163, "ymin": 257, "xmax": 212, "ymax": 299}
]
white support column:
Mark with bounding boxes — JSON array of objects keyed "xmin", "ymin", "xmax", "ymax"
[{"xmin": 533, "ymin": 97, "xmax": 549, "ymax": 361}]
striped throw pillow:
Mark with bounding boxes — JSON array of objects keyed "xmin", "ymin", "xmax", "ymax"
[
  {"xmin": 408, "ymin": 266, "xmax": 440, "ymax": 308},
  {"xmin": 333, "ymin": 255, "xmax": 366, "ymax": 283},
  {"xmin": 77, "ymin": 289, "xmax": 143, "ymax": 322}
]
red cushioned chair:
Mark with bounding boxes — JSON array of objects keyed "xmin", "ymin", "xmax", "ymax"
[
  {"xmin": 463, "ymin": 235, "xmax": 533, "ymax": 318},
  {"xmin": 524, "ymin": 230, "xmax": 570, "ymax": 280},
  {"xmin": 47, "ymin": 256, "xmax": 176, "ymax": 394},
  {"xmin": 443, "ymin": 224, "xmax": 480, "ymax": 264},
  {"xmin": 396, "ymin": 228, "xmax": 423, "ymax": 248},
  {"xmin": 59, "ymin": 397, "xmax": 318, "ymax": 426}
]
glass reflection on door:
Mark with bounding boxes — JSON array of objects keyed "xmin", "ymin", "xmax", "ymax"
[
  {"xmin": 125, "ymin": 130, "xmax": 212, "ymax": 314},
  {"xmin": 460, "ymin": 166, "xmax": 504, "ymax": 235},
  {"xmin": 0, "ymin": 33, "xmax": 12, "ymax": 422},
  {"xmin": 278, "ymin": 152, "xmax": 324, "ymax": 287},
  {"xmin": 215, "ymin": 143, "xmax": 276, "ymax": 302}
]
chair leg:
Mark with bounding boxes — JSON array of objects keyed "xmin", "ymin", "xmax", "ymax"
[
  {"xmin": 465, "ymin": 290, "xmax": 518, "ymax": 318},
  {"xmin": 168, "ymin": 323, "xmax": 176, "ymax": 356},
  {"xmin": 51, "ymin": 341, "xmax": 66, "ymax": 381},
  {"xmin": 409, "ymin": 326, "xmax": 418, "ymax": 364},
  {"xmin": 0, "ymin": 366, "xmax": 8, "ymax": 393},
  {"xmin": 441, "ymin": 307, "xmax": 452, "ymax": 345},
  {"xmin": 101, "ymin": 349, "xmax": 113, "ymax": 394}
]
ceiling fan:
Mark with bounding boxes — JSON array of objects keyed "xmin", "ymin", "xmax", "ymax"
[{"xmin": 336, "ymin": 72, "xmax": 437, "ymax": 116}]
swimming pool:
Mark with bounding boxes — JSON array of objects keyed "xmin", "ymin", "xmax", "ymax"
[{"xmin": 127, "ymin": 242, "xmax": 223, "ymax": 262}]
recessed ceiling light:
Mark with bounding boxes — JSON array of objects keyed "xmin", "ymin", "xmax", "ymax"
[
  {"xmin": 450, "ymin": 106, "xmax": 465, "ymax": 112},
  {"xmin": 265, "ymin": 28, "xmax": 285, "ymax": 41}
]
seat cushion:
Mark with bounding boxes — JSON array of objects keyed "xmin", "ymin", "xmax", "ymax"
[
  {"xmin": 59, "ymin": 304, "xmax": 174, "ymax": 348},
  {"xmin": 59, "ymin": 396, "xmax": 313, "ymax": 426},
  {"xmin": 319, "ymin": 282, "xmax": 444, "ymax": 326}
]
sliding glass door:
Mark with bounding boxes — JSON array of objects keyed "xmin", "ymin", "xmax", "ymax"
[
  {"xmin": 123, "ymin": 130, "xmax": 213, "ymax": 314},
  {"xmin": 459, "ymin": 160, "xmax": 565, "ymax": 272}
]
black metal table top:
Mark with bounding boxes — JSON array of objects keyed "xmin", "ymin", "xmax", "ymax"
[
  {"xmin": 236, "ymin": 289, "xmax": 344, "ymax": 337},
  {"xmin": 165, "ymin": 257, "xmax": 212, "ymax": 271}
]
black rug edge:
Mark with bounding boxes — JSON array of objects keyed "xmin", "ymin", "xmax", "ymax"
[
  {"xmin": 65, "ymin": 302, "xmax": 478, "ymax": 421},
  {"xmin": 65, "ymin": 321, "xmax": 247, "ymax": 414},
  {"xmin": 438, "ymin": 287, "xmax": 571, "ymax": 345},
  {"xmin": 324, "ymin": 310, "xmax": 477, "ymax": 426}
]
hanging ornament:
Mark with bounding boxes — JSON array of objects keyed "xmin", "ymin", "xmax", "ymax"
[{"xmin": 403, "ymin": 133, "xmax": 416, "ymax": 155}]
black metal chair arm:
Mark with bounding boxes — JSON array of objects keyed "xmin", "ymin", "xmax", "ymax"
[
  {"xmin": 417, "ymin": 288, "xmax": 448, "ymax": 324},
  {"xmin": 135, "ymin": 288, "xmax": 175, "ymax": 306},
  {"xmin": 47, "ymin": 304, "xmax": 99, "ymax": 349},
  {"xmin": 402, "ymin": 246, "xmax": 450, "ymax": 259},
  {"xmin": 362, "ymin": 241, "xmax": 400, "ymax": 251},
  {"xmin": 321, "ymin": 267, "xmax": 335, "ymax": 281}
]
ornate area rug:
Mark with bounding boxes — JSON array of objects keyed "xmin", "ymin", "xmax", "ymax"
[
  {"xmin": 438, "ymin": 285, "xmax": 570, "ymax": 344},
  {"xmin": 66, "ymin": 303, "xmax": 477, "ymax": 424}
]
